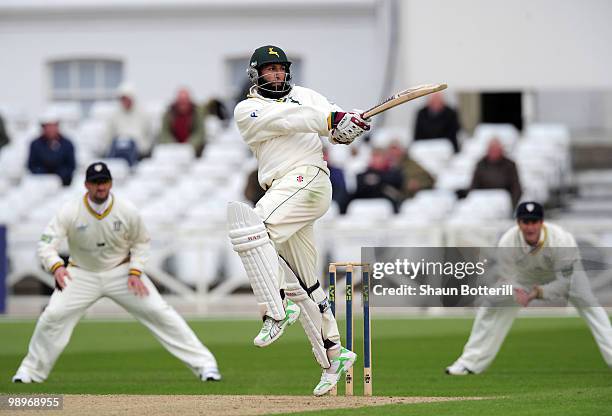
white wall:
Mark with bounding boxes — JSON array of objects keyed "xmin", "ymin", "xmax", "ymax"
[
  {"xmin": 401, "ymin": 0, "xmax": 612, "ymax": 90},
  {"xmin": 0, "ymin": 0, "xmax": 383, "ymax": 118},
  {"xmin": 384, "ymin": 0, "xmax": 612, "ymax": 132}
]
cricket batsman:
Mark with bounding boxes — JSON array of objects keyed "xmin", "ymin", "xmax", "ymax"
[{"xmin": 228, "ymin": 45, "xmax": 370, "ymax": 395}]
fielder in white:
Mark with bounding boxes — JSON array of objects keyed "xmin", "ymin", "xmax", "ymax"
[
  {"xmin": 229, "ymin": 45, "xmax": 370, "ymax": 395},
  {"xmin": 13, "ymin": 162, "xmax": 220, "ymax": 383},
  {"xmin": 446, "ymin": 201, "xmax": 612, "ymax": 375}
]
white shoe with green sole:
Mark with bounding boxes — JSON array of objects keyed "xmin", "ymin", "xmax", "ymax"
[{"xmin": 253, "ymin": 299, "xmax": 300, "ymax": 347}]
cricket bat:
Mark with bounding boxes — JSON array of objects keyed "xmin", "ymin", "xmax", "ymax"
[{"xmin": 362, "ymin": 83, "xmax": 447, "ymax": 119}]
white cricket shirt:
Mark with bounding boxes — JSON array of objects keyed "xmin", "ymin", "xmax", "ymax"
[
  {"xmin": 234, "ymin": 86, "xmax": 339, "ymax": 189},
  {"xmin": 38, "ymin": 193, "xmax": 150, "ymax": 275}
]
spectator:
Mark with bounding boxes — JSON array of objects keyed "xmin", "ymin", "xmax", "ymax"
[
  {"xmin": 0, "ymin": 113, "xmax": 10, "ymax": 150},
  {"xmin": 385, "ymin": 141, "xmax": 435, "ymax": 199},
  {"xmin": 244, "ymin": 168, "xmax": 266, "ymax": 206},
  {"xmin": 323, "ymin": 147, "xmax": 350, "ymax": 214},
  {"xmin": 159, "ymin": 88, "xmax": 205, "ymax": 157},
  {"xmin": 106, "ymin": 82, "xmax": 152, "ymax": 165},
  {"xmin": 470, "ymin": 138, "xmax": 522, "ymax": 206},
  {"xmin": 27, "ymin": 111, "xmax": 76, "ymax": 186},
  {"xmin": 350, "ymin": 147, "xmax": 404, "ymax": 213},
  {"xmin": 414, "ymin": 92, "xmax": 460, "ymax": 153}
]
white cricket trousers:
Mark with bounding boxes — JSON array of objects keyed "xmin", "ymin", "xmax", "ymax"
[
  {"xmin": 255, "ymin": 165, "xmax": 340, "ymax": 345},
  {"xmin": 455, "ymin": 302, "xmax": 612, "ymax": 373},
  {"xmin": 15, "ymin": 264, "xmax": 217, "ymax": 382}
]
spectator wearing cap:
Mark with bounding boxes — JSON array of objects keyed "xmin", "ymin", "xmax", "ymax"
[
  {"xmin": 159, "ymin": 88, "xmax": 206, "ymax": 157},
  {"xmin": 470, "ymin": 138, "xmax": 522, "ymax": 207},
  {"xmin": 27, "ymin": 111, "xmax": 76, "ymax": 186},
  {"xmin": 106, "ymin": 82, "xmax": 152, "ymax": 165},
  {"xmin": 414, "ymin": 92, "xmax": 461, "ymax": 153}
]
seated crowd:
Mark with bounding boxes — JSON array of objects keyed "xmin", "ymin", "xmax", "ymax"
[{"xmin": 1, "ymin": 89, "xmax": 526, "ymax": 217}]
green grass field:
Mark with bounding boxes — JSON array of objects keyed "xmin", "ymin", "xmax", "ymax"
[{"xmin": 1, "ymin": 316, "xmax": 611, "ymax": 415}]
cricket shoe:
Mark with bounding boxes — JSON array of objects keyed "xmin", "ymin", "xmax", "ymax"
[
  {"xmin": 200, "ymin": 367, "xmax": 222, "ymax": 382},
  {"xmin": 445, "ymin": 362, "xmax": 473, "ymax": 376},
  {"xmin": 313, "ymin": 347, "xmax": 357, "ymax": 396},
  {"xmin": 253, "ymin": 299, "xmax": 300, "ymax": 347},
  {"xmin": 12, "ymin": 371, "xmax": 37, "ymax": 383}
]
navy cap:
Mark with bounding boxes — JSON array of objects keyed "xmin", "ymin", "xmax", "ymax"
[
  {"xmin": 85, "ymin": 162, "xmax": 112, "ymax": 182},
  {"xmin": 516, "ymin": 201, "xmax": 544, "ymax": 221}
]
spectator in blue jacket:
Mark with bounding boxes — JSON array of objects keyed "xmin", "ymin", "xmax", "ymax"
[{"xmin": 27, "ymin": 111, "xmax": 76, "ymax": 186}]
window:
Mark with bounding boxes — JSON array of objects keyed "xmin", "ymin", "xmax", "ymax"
[
  {"xmin": 49, "ymin": 59, "xmax": 124, "ymax": 116},
  {"xmin": 227, "ymin": 56, "xmax": 302, "ymax": 103}
]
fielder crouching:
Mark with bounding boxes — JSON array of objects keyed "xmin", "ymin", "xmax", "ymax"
[
  {"xmin": 228, "ymin": 45, "xmax": 370, "ymax": 396},
  {"xmin": 446, "ymin": 201, "xmax": 612, "ymax": 375},
  {"xmin": 13, "ymin": 162, "xmax": 220, "ymax": 383}
]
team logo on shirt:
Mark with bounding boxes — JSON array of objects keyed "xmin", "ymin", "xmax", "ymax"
[
  {"xmin": 76, "ymin": 224, "xmax": 88, "ymax": 232},
  {"xmin": 297, "ymin": 176, "xmax": 304, "ymax": 183},
  {"xmin": 113, "ymin": 221, "xmax": 122, "ymax": 231}
]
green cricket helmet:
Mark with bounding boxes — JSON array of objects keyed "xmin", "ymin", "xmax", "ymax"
[{"xmin": 247, "ymin": 45, "xmax": 293, "ymax": 98}]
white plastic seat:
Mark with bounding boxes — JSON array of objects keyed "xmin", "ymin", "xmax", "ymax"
[
  {"xmin": 0, "ymin": 144, "xmax": 28, "ymax": 181},
  {"xmin": 399, "ymin": 189, "xmax": 457, "ymax": 221},
  {"xmin": 345, "ymin": 198, "xmax": 395, "ymax": 218},
  {"xmin": 190, "ymin": 161, "xmax": 234, "ymax": 184},
  {"xmin": 455, "ymin": 189, "xmax": 513, "ymax": 219},
  {"xmin": 201, "ymin": 143, "xmax": 248, "ymax": 165},
  {"xmin": 370, "ymin": 126, "xmax": 410, "ymax": 148},
  {"xmin": 77, "ymin": 119, "xmax": 109, "ymax": 156},
  {"xmin": 409, "ymin": 140, "xmax": 454, "ymax": 178},
  {"xmin": 20, "ymin": 174, "xmax": 63, "ymax": 198},
  {"xmin": 473, "ymin": 123, "xmax": 519, "ymax": 150},
  {"xmin": 90, "ymin": 101, "xmax": 118, "ymax": 121},
  {"xmin": 135, "ymin": 159, "xmax": 185, "ymax": 182},
  {"xmin": 47, "ymin": 102, "xmax": 82, "ymax": 129},
  {"xmin": 151, "ymin": 143, "xmax": 196, "ymax": 166},
  {"xmin": 524, "ymin": 123, "xmax": 570, "ymax": 147}
]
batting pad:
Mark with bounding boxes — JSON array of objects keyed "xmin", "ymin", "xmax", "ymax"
[
  {"xmin": 227, "ymin": 201, "xmax": 285, "ymax": 321},
  {"xmin": 281, "ymin": 260, "xmax": 331, "ymax": 369}
]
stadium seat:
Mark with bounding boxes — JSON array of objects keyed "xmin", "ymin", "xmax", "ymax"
[
  {"xmin": 473, "ymin": 123, "xmax": 519, "ymax": 150},
  {"xmin": 409, "ymin": 140, "xmax": 453, "ymax": 178},
  {"xmin": 77, "ymin": 119, "xmax": 109, "ymax": 156},
  {"xmin": 345, "ymin": 198, "xmax": 395, "ymax": 218},
  {"xmin": 524, "ymin": 123, "xmax": 570, "ymax": 146},
  {"xmin": 135, "ymin": 158, "xmax": 185, "ymax": 182},
  {"xmin": 201, "ymin": 143, "xmax": 248, "ymax": 166},
  {"xmin": 151, "ymin": 143, "xmax": 196, "ymax": 167},
  {"xmin": 47, "ymin": 102, "xmax": 82, "ymax": 130},
  {"xmin": 90, "ymin": 101, "xmax": 118, "ymax": 121},
  {"xmin": 399, "ymin": 189, "xmax": 457, "ymax": 221},
  {"xmin": 451, "ymin": 189, "xmax": 513, "ymax": 220},
  {"xmin": 20, "ymin": 174, "xmax": 63, "ymax": 198},
  {"xmin": 0, "ymin": 144, "xmax": 28, "ymax": 182},
  {"xmin": 370, "ymin": 126, "xmax": 410, "ymax": 148}
]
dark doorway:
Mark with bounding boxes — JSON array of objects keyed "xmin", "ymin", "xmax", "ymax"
[{"xmin": 480, "ymin": 92, "xmax": 522, "ymax": 131}]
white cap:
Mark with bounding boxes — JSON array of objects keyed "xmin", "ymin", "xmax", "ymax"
[
  {"xmin": 39, "ymin": 108, "xmax": 60, "ymax": 125},
  {"xmin": 117, "ymin": 82, "xmax": 135, "ymax": 98}
]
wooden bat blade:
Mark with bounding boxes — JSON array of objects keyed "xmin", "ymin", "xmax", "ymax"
[{"xmin": 362, "ymin": 83, "xmax": 447, "ymax": 119}]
